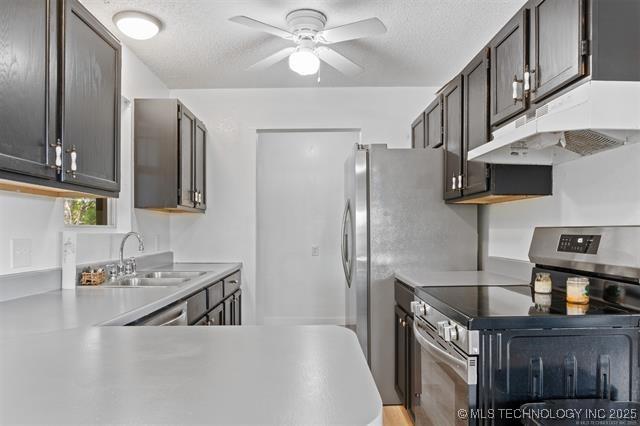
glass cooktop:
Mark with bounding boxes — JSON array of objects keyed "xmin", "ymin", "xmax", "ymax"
[{"xmin": 415, "ymin": 285, "xmax": 640, "ymax": 330}]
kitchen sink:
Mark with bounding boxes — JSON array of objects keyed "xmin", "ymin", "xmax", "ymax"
[
  {"xmin": 142, "ymin": 271, "xmax": 206, "ymax": 279},
  {"xmin": 100, "ymin": 277, "xmax": 187, "ymax": 288}
]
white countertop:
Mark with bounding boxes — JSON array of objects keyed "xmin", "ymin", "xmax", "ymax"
[
  {"xmin": 0, "ymin": 263, "xmax": 241, "ymax": 338},
  {"xmin": 0, "ymin": 326, "xmax": 382, "ymax": 425},
  {"xmin": 396, "ymin": 266, "xmax": 529, "ymax": 288}
]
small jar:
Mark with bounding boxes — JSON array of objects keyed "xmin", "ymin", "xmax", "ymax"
[
  {"xmin": 566, "ymin": 277, "xmax": 589, "ymax": 304},
  {"xmin": 534, "ymin": 272, "xmax": 553, "ymax": 294}
]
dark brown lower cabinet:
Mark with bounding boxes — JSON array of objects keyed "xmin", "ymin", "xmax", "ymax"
[
  {"xmin": 394, "ymin": 281, "xmax": 416, "ymax": 420},
  {"xmin": 394, "ymin": 306, "xmax": 408, "ymax": 403},
  {"xmin": 207, "ymin": 303, "xmax": 224, "ymax": 326},
  {"xmin": 232, "ymin": 290, "xmax": 242, "ymax": 325},
  {"xmin": 224, "ymin": 297, "xmax": 233, "ymax": 325}
]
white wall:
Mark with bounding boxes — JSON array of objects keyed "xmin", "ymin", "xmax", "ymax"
[
  {"xmin": 0, "ymin": 46, "xmax": 171, "ymax": 276},
  {"xmin": 169, "ymin": 87, "xmax": 436, "ymax": 324},
  {"xmin": 485, "ymin": 143, "xmax": 640, "ymax": 262},
  {"xmin": 257, "ymin": 130, "xmax": 358, "ymax": 325}
]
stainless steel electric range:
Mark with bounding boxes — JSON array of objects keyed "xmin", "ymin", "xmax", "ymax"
[{"xmin": 410, "ymin": 226, "xmax": 640, "ymax": 426}]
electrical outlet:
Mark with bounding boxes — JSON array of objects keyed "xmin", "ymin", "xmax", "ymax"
[
  {"xmin": 311, "ymin": 246, "xmax": 320, "ymax": 257},
  {"xmin": 11, "ymin": 238, "xmax": 32, "ymax": 268}
]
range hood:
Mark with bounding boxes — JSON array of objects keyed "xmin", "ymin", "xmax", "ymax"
[{"xmin": 468, "ymin": 81, "xmax": 640, "ymax": 165}]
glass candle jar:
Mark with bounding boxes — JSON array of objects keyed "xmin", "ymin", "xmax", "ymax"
[
  {"xmin": 566, "ymin": 277, "xmax": 589, "ymax": 304},
  {"xmin": 534, "ymin": 272, "xmax": 553, "ymax": 294}
]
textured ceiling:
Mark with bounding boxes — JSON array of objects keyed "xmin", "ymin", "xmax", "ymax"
[{"xmin": 81, "ymin": 0, "xmax": 527, "ymax": 89}]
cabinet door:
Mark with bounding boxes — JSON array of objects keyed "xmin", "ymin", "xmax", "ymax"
[
  {"xmin": 442, "ymin": 76, "xmax": 463, "ymax": 200},
  {"xmin": 489, "ymin": 9, "xmax": 528, "ymax": 126},
  {"xmin": 406, "ymin": 314, "xmax": 417, "ymax": 419},
  {"xmin": 61, "ymin": 0, "xmax": 120, "ymax": 192},
  {"xmin": 411, "ymin": 113, "xmax": 425, "ymax": 149},
  {"xmin": 394, "ymin": 306, "xmax": 407, "ymax": 403},
  {"xmin": 0, "ymin": 0, "xmax": 58, "ymax": 180},
  {"xmin": 462, "ymin": 49, "xmax": 490, "ymax": 196},
  {"xmin": 194, "ymin": 119, "xmax": 207, "ymax": 210},
  {"xmin": 425, "ymin": 96, "xmax": 443, "ymax": 148},
  {"xmin": 530, "ymin": 0, "xmax": 585, "ymax": 102},
  {"xmin": 178, "ymin": 103, "xmax": 195, "ymax": 207},
  {"xmin": 233, "ymin": 291, "xmax": 242, "ymax": 325},
  {"xmin": 208, "ymin": 303, "xmax": 224, "ymax": 326},
  {"xmin": 224, "ymin": 297, "xmax": 233, "ymax": 325}
]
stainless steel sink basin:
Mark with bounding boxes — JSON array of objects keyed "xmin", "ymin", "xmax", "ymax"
[
  {"xmin": 101, "ymin": 277, "xmax": 187, "ymax": 288},
  {"xmin": 142, "ymin": 271, "xmax": 206, "ymax": 279}
]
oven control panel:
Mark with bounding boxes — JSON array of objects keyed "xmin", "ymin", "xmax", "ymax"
[{"xmin": 557, "ymin": 234, "xmax": 601, "ymax": 254}]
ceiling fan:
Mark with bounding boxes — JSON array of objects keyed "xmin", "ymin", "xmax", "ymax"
[{"xmin": 229, "ymin": 9, "xmax": 387, "ymax": 77}]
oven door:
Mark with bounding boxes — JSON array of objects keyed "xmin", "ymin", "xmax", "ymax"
[{"xmin": 412, "ymin": 317, "xmax": 477, "ymax": 426}]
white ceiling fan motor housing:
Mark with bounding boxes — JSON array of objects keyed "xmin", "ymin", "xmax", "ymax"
[{"xmin": 286, "ymin": 9, "xmax": 327, "ymax": 43}]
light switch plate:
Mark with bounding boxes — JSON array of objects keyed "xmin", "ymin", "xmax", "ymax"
[
  {"xmin": 311, "ymin": 246, "xmax": 320, "ymax": 256},
  {"xmin": 11, "ymin": 238, "xmax": 32, "ymax": 268}
]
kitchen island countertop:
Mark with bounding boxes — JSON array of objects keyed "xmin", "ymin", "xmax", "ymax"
[{"xmin": 0, "ymin": 325, "xmax": 382, "ymax": 425}]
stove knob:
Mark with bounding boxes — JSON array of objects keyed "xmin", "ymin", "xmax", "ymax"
[
  {"xmin": 410, "ymin": 301, "xmax": 429, "ymax": 316},
  {"xmin": 437, "ymin": 320, "xmax": 449, "ymax": 337},
  {"xmin": 443, "ymin": 324, "xmax": 458, "ymax": 342}
]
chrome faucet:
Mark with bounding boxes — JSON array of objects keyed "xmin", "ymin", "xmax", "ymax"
[{"xmin": 118, "ymin": 232, "xmax": 145, "ymax": 276}]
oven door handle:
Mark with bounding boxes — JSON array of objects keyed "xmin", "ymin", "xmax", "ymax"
[{"xmin": 413, "ymin": 321, "xmax": 473, "ymax": 384}]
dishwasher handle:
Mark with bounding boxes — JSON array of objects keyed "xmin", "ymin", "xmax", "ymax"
[{"xmin": 139, "ymin": 301, "xmax": 189, "ymax": 326}]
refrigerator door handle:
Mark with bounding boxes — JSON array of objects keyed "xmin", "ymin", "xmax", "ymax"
[{"xmin": 341, "ymin": 199, "xmax": 353, "ymax": 287}]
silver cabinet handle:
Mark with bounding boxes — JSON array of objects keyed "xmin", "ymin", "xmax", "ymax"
[
  {"xmin": 49, "ymin": 139, "xmax": 63, "ymax": 172},
  {"xmin": 512, "ymin": 74, "xmax": 523, "ymax": 102},
  {"xmin": 524, "ymin": 71, "xmax": 530, "ymax": 91},
  {"xmin": 66, "ymin": 145, "xmax": 78, "ymax": 178},
  {"xmin": 457, "ymin": 174, "xmax": 463, "ymax": 189},
  {"xmin": 228, "ymin": 280, "xmax": 238, "ymax": 284},
  {"xmin": 451, "ymin": 175, "xmax": 456, "ymax": 190}
]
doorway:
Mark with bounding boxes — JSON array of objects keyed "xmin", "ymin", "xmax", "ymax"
[{"xmin": 256, "ymin": 129, "xmax": 359, "ymax": 325}]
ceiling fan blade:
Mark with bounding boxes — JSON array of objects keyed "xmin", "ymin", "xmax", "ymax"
[
  {"xmin": 316, "ymin": 47, "xmax": 363, "ymax": 76},
  {"xmin": 229, "ymin": 16, "xmax": 293, "ymax": 40},
  {"xmin": 318, "ymin": 18, "xmax": 386, "ymax": 44},
  {"xmin": 247, "ymin": 47, "xmax": 296, "ymax": 71}
]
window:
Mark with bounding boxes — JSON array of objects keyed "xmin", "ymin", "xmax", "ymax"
[{"xmin": 63, "ymin": 198, "xmax": 110, "ymax": 226}]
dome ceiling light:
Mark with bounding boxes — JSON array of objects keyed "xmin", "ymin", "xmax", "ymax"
[{"xmin": 113, "ymin": 11, "xmax": 161, "ymax": 40}]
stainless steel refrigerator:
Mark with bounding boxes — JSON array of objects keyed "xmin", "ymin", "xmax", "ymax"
[{"xmin": 341, "ymin": 144, "xmax": 478, "ymax": 404}]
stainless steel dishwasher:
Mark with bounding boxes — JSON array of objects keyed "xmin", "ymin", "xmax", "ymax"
[{"xmin": 136, "ymin": 301, "xmax": 188, "ymax": 326}]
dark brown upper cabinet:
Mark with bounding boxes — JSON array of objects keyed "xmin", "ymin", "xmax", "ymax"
[
  {"xmin": 530, "ymin": 0, "xmax": 586, "ymax": 103},
  {"xmin": 462, "ymin": 49, "xmax": 490, "ymax": 196},
  {"xmin": 442, "ymin": 76, "xmax": 463, "ymax": 200},
  {"xmin": 489, "ymin": 8, "xmax": 529, "ymax": 127},
  {"xmin": 134, "ymin": 99, "xmax": 207, "ymax": 213},
  {"xmin": 60, "ymin": 0, "xmax": 121, "ymax": 193},
  {"xmin": 0, "ymin": 0, "xmax": 58, "ymax": 182},
  {"xmin": 179, "ymin": 104, "xmax": 196, "ymax": 209},
  {"xmin": 410, "ymin": 113, "xmax": 426, "ymax": 149},
  {"xmin": 194, "ymin": 119, "xmax": 207, "ymax": 210},
  {"xmin": 425, "ymin": 96, "xmax": 443, "ymax": 148},
  {"xmin": 0, "ymin": 0, "xmax": 121, "ymax": 198}
]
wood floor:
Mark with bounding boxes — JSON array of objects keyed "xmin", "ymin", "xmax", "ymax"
[{"xmin": 383, "ymin": 405, "xmax": 413, "ymax": 426}]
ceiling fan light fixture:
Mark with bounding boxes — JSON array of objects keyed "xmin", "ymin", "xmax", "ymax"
[
  {"xmin": 288, "ymin": 47, "xmax": 320, "ymax": 76},
  {"xmin": 113, "ymin": 11, "xmax": 161, "ymax": 40}
]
